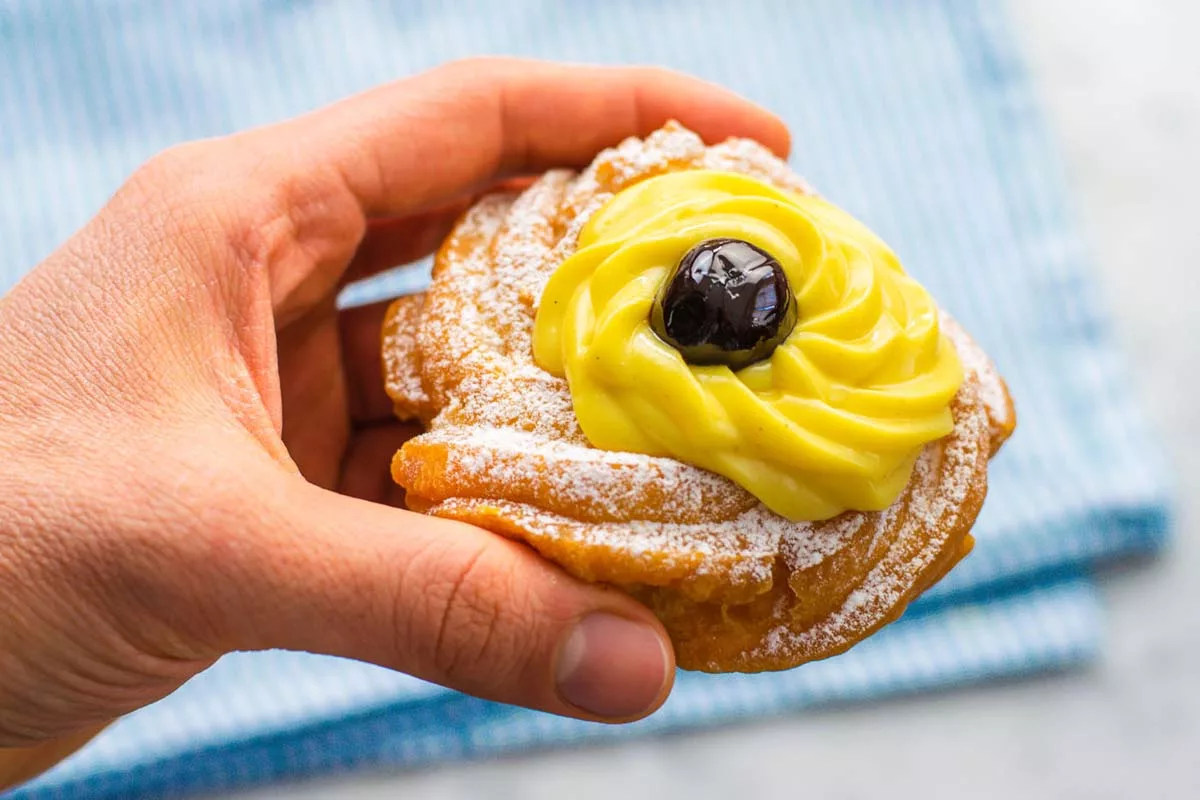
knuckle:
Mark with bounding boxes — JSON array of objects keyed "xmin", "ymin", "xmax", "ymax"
[
  {"xmin": 128, "ymin": 141, "xmax": 222, "ymax": 207},
  {"xmin": 130, "ymin": 142, "xmax": 192, "ymax": 186},
  {"xmin": 635, "ymin": 64, "xmax": 681, "ymax": 80},
  {"xmin": 121, "ymin": 142, "xmax": 235, "ymax": 259},
  {"xmin": 436, "ymin": 55, "xmax": 512, "ymax": 79},
  {"xmin": 404, "ymin": 539, "xmax": 540, "ymax": 688},
  {"xmin": 220, "ymin": 162, "xmax": 365, "ymax": 316},
  {"xmin": 124, "ymin": 136, "xmax": 366, "ymax": 305}
]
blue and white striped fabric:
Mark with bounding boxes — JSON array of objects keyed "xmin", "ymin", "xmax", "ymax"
[{"xmin": 0, "ymin": 1, "xmax": 1172, "ymax": 798}]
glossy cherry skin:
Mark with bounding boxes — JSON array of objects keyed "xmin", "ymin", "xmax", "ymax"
[{"xmin": 651, "ymin": 238, "xmax": 797, "ymax": 370}]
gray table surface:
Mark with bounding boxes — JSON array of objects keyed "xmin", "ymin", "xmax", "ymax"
[{"xmin": 217, "ymin": 1, "xmax": 1200, "ymax": 797}]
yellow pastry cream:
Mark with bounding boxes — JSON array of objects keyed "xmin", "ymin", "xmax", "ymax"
[{"xmin": 533, "ymin": 170, "xmax": 963, "ymax": 521}]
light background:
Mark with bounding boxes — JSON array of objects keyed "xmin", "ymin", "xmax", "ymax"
[
  {"xmin": 0, "ymin": 0, "xmax": 1191, "ymax": 797},
  {"xmin": 218, "ymin": 1, "xmax": 1200, "ymax": 797}
]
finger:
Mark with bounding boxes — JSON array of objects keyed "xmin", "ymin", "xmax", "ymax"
[
  {"xmin": 263, "ymin": 58, "xmax": 791, "ymax": 217},
  {"xmin": 340, "ymin": 204, "xmax": 468, "ymax": 288},
  {"xmin": 338, "ymin": 176, "xmax": 553, "ymax": 423},
  {"xmin": 342, "ymin": 176, "xmax": 542, "ymax": 288},
  {"xmin": 339, "ymin": 298, "xmax": 397, "ymax": 425},
  {"xmin": 338, "ymin": 422, "xmax": 421, "ymax": 505},
  {"xmin": 0, "ymin": 723, "xmax": 109, "ymax": 791},
  {"xmin": 191, "ymin": 468, "xmax": 675, "ymax": 723}
]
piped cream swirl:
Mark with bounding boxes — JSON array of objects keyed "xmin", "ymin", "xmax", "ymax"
[{"xmin": 534, "ymin": 170, "xmax": 963, "ymax": 521}]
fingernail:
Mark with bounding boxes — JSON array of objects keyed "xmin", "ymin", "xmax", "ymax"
[{"xmin": 555, "ymin": 612, "xmax": 671, "ymax": 719}]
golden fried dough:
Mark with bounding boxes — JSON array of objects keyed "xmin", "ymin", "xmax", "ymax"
[{"xmin": 382, "ymin": 123, "xmax": 1014, "ymax": 672}]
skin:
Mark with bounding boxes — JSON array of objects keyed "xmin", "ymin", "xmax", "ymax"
[{"xmin": 0, "ymin": 58, "xmax": 790, "ymax": 788}]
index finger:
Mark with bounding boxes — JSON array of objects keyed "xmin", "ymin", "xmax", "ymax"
[{"xmin": 258, "ymin": 57, "xmax": 791, "ymax": 218}]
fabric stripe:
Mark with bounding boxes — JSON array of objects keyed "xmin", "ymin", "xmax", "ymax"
[{"xmin": 0, "ymin": 1, "xmax": 1170, "ymax": 796}]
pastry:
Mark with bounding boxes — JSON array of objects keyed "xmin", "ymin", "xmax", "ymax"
[{"xmin": 381, "ymin": 122, "xmax": 1015, "ymax": 672}]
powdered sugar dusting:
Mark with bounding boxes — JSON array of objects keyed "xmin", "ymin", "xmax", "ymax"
[
  {"xmin": 421, "ymin": 425, "xmax": 754, "ymax": 524},
  {"xmin": 745, "ymin": 378, "xmax": 990, "ymax": 664},
  {"xmin": 414, "ymin": 193, "xmax": 513, "ymax": 407},
  {"xmin": 381, "ymin": 294, "xmax": 431, "ymax": 420},
  {"xmin": 941, "ymin": 313, "xmax": 1013, "ymax": 439},
  {"xmin": 383, "ymin": 122, "xmax": 1010, "ymax": 669},
  {"xmin": 702, "ymin": 137, "xmax": 816, "ymax": 196}
]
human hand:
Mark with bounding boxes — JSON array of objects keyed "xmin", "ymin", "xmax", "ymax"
[{"xmin": 0, "ymin": 58, "xmax": 788, "ymax": 786}]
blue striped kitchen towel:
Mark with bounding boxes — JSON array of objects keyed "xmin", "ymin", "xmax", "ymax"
[{"xmin": 0, "ymin": 1, "xmax": 1172, "ymax": 798}]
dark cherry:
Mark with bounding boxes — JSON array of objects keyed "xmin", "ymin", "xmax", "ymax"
[{"xmin": 650, "ymin": 238, "xmax": 797, "ymax": 370}]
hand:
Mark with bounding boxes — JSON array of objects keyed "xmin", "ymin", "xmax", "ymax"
[{"xmin": 0, "ymin": 58, "xmax": 789, "ymax": 786}]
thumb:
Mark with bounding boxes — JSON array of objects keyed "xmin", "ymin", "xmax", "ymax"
[{"xmin": 193, "ymin": 470, "xmax": 675, "ymax": 723}]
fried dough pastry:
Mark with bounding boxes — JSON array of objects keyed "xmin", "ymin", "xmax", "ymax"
[{"xmin": 382, "ymin": 123, "xmax": 1015, "ymax": 672}]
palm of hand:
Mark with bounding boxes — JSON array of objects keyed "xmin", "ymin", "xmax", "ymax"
[{"xmin": 0, "ymin": 58, "xmax": 790, "ymax": 788}]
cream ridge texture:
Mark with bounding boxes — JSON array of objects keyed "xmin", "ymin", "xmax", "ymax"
[{"xmin": 381, "ymin": 122, "xmax": 1015, "ymax": 672}]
